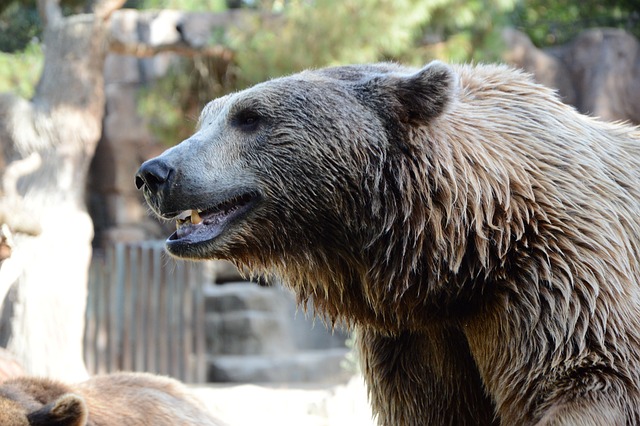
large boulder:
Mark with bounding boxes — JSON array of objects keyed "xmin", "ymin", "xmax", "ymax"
[{"xmin": 504, "ymin": 28, "xmax": 640, "ymax": 124}]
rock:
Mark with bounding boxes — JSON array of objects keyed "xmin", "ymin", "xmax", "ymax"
[
  {"xmin": 206, "ymin": 310, "xmax": 295, "ymax": 355},
  {"xmin": 177, "ymin": 10, "xmax": 247, "ymax": 48},
  {"xmin": 204, "ymin": 282, "xmax": 296, "ymax": 356},
  {"xmin": 504, "ymin": 28, "xmax": 640, "ymax": 124},
  {"xmin": 207, "ymin": 349, "xmax": 350, "ymax": 383},
  {"xmin": 502, "ymin": 28, "xmax": 576, "ymax": 105},
  {"xmin": 208, "ymin": 261, "xmax": 248, "ymax": 283},
  {"xmin": 204, "ymin": 281, "xmax": 284, "ymax": 313}
]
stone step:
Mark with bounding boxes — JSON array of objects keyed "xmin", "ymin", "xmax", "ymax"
[
  {"xmin": 206, "ymin": 310, "xmax": 294, "ymax": 356},
  {"xmin": 207, "ymin": 348, "xmax": 351, "ymax": 383},
  {"xmin": 204, "ymin": 281, "xmax": 286, "ymax": 313},
  {"xmin": 204, "ymin": 282, "xmax": 349, "ymax": 357}
]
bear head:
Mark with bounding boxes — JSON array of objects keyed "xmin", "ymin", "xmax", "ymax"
[
  {"xmin": 136, "ymin": 61, "xmax": 457, "ymax": 322},
  {"xmin": 0, "ymin": 392, "xmax": 87, "ymax": 426}
]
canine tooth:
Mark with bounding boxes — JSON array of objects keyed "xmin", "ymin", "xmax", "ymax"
[
  {"xmin": 176, "ymin": 211, "xmax": 191, "ymax": 221},
  {"xmin": 191, "ymin": 210, "xmax": 203, "ymax": 225}
]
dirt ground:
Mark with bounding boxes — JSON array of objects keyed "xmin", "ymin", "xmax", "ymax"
[{"xmin": 192, "ymin": 375, "xmax": 374, "ymax": 426}]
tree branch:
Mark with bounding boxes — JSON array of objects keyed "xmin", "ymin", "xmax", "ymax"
[
  {"xmin": 107, "ymin": 10, "xmax": 242, "ymax": 60},
  {"xmin": 109, "ymin": 38, "xmax": 234, "ymax": 60},
  {"xmin": 36, "ymin": 0, "xmax": 62, "ymax": 28},
  {"xmin": 0, "ymin": 153, "xmax": 43, "ymax": 237},
  {"xmin": 94, "ymin": 0, "xmax": 127, "ymax": 21},
  {"xmin": 2, "ymin": 153, "xmax": 41, "ymax": 198}
]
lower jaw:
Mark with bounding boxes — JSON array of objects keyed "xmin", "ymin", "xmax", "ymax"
[
  {"xmin": 167, "ymin": 198, "xmax": 261, "ymax": 257},
  {"xmin": 165, "ymin": 237, "xmax": 211, "ymax": 259},
  {"xmin": 164, "ymin": 222, "xmax": 219, "ymax": 256}
]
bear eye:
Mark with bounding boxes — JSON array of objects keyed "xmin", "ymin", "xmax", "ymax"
[{"xmin": 232, "ymin": 108, "xmax": 262, "ymax": 132}]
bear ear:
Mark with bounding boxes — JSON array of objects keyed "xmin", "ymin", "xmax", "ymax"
[
  {"xmin": 26, "ymin": 394, "xmax": 87, "ymax": 426},
  {"xmin": 388, "ymin": 60, "xmax": 457, "ymax": 124}
]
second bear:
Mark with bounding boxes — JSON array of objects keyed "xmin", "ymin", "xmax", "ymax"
[{"xmin": 0, "ymin": 371, "xmax": 223, "ymax": 425}]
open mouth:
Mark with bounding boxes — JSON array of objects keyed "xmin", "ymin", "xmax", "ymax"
[{"xmin": 167, "ymin": 192, "xmax": 259, "ymax": 248}]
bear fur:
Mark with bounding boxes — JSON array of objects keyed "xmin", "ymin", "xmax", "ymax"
[
  {"xmin": 136, "ymin": 61, "xmax": 640, "ymax": 425},
  {"xmin": 0, "ymin": 372, "xmax": 223, "ymax": 425}
]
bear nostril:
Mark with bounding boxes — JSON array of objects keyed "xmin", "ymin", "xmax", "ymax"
[
  {"xmin": 134, "ymin": 175, "xmax": 146, "ymax": 190},
  {"xmin": 135, "ymin": 159, "xmax": 174, "ymax": 193}
]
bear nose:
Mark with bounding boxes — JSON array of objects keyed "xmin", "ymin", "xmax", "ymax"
[{"xmin": 135, "ymin": 158, "xmax": 174, "ymax": 193}]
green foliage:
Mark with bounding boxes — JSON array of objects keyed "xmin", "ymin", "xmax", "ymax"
[
  {"xmin": 420, "ymin": 0, "xmax": 517, "ymax": 63},
  {"xmin": 227, "ymin": 0, "xmax": 526, "ymax": 88},
  {"xmin": 0, "ymin": 0, "xmax": 101, "ymax": 98},
  {"xmin": 510, "ymin": 0, "xmax": 640, "ymax": 46},
  {"xmin": 228, "ymin": 0, "xmax": 443, "ymax": 85},
  {"xmin": 0, "ymin": 0, "xmax": 103, "ymax": 53},
  {"xmin": 138, "ymin": 56, "xmax": 234, "ymax": 146},
  {"xmin": 146, "ymin": 0, "xmax": 640, "ymax": 148},
  {"xmin": 0, "ymin": 2, "xmax": 41, "ymax": 53},
  {"xmin": 141, "ymin": 0, "xmax": 522, "ymax": 145},
  {"xmin": 0, "ymin": 40, "xmax": 43, "ymax": 98}
]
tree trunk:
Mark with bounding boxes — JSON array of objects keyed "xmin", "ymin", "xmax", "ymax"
[{"xmin": 0, "ymin": 3, "xmax": 116, "ymax": 381}]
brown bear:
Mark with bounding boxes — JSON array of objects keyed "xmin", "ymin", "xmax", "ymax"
[
  {"xmin": 135, "ymin": 61, "xmax": 640, "ymax": 425},
  {"xmin": 0, "ymin": 371, "xmax": 223, "ymax": 425}
]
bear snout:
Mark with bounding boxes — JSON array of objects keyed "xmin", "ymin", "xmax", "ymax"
[
  {"xmin": 135, "ymin": 157, "xmax": 182, "ymax": 218},
  {"xmin": 135, "ymin": 157, "xmax": 174, "ymax": 193}
]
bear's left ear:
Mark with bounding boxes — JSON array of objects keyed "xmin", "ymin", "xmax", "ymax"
[
  {"xmin": 387, "ymin": 61, "xmax": 457, "ymax": 124},
  {"xmin": 26, "ymin": 394, "xmax": 88, "ymax": 426}
]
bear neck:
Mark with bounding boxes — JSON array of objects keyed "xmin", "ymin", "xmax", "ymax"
[
  {"xmin": 340, "ymin": 123, "xmax": 535, "ymax": 330},
  {"xmin": 267, "ymin": 124, "xmax": 539, "ymax": 332}
]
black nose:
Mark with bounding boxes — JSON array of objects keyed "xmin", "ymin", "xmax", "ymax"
[{"xmin": 135, "ymin": 158, "xmax": 174, "ymax": 193}]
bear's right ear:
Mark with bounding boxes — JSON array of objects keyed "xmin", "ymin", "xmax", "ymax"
[
  {"xmin": 26, "ymin": 394, "xmax": 87, "ymax": 426},
  {"xmin": 375, "ymin": 61, "xmax": 457, "ymax": 125}
]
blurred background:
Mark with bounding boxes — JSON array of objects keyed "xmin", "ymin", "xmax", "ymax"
[{"xmin": 0, "ymin": 0, "xmax": 638, "ymax": 424}]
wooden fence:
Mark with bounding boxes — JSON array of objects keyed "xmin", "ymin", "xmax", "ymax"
[{"xmin": 84, "ymin": 241, "xmax": 207, "ymax": 383}]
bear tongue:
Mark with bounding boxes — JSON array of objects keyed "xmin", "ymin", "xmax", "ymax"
[{"xmin": 173, "ymin": 219, "xmax": 224, "ymax": 243}]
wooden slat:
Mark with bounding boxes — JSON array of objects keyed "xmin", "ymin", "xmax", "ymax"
[
  {"xmin": 97, "ymin": 252, "xmax": 109, "ymax": 375},
  {"xmin": 106, "ymin": 244, "xmax": 117, "ymax": 373},
  {"xmin": 121, "ymin": 244, "xmax": 133, "ymax": 371},
  {"xmin": 183, "ymin": 263, "xmax": 194, "ymax": 383},
  {"xmin": 135, "ymin": 242, "xmax": 149, "ymax": 371},
  {"xmin": 194, "ymin": 263, "xmax": 206, "ymax": 382},
  {"xmin": 84, "ymin": 256, "xmax": 97, "ymax": 374}
]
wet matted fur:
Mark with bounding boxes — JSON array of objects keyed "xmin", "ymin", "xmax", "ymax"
[{"xmin": 137, "ymin": 61, "xmax": 640, "ymax": 425}]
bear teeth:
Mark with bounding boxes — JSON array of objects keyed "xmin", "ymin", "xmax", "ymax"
[
  {"xmin": 175, "ymin": 209, "xmax": 202, "ymax": 229},
  {"xmin": 191, "ymin": 210, "xmax": 203, "ymax": 225},
  {"xmin": 173, "ymin": 194, "xmax": 257, "ymax": 231}
]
